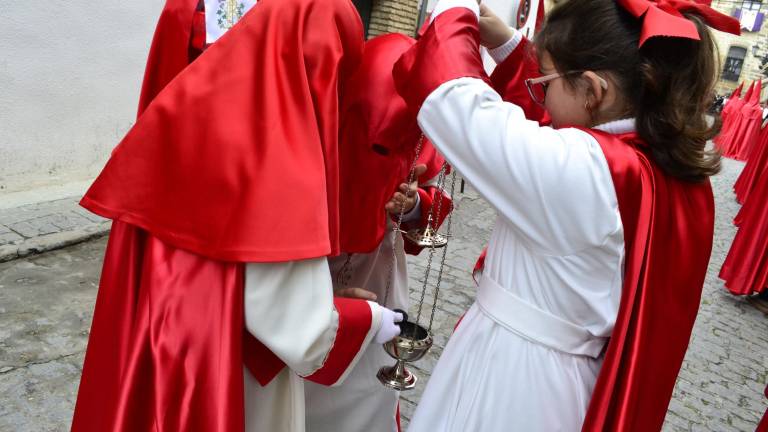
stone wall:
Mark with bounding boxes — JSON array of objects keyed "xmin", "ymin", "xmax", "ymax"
[{"xmin": 368, "ymin": 0, "xmax": 422, "ymax": 38}]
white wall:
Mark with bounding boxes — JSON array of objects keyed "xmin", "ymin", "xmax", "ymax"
[{"xmin": 0, "ymin": 1, "xmax": 161, "ymax": 197}]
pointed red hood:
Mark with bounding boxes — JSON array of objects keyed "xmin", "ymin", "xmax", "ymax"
[{"xmin": 81, "ymin": 0, "xmax": 365, "ymax": 262}]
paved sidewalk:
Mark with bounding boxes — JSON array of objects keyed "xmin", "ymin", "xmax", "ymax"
[{"xmin": 0, "ymin": 197, "xmax": 109, "ymax": 263}]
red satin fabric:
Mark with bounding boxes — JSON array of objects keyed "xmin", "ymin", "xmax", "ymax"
[
  {"xmin": 394, "ymin": 8, "xmax": 491, "ymax": 112},
  {"xmin": 720, "ymin": 158, "xmax": 768, "ymax": 295},
  {"xmin": 396, "ymin": 10, "xmax": 714, "ymax": 430},
  {"xmin": 734, "ymin": 125, "xmax": 768, "ymax": 208},
  {"xmin": 582, "ymin": 130, "xmax": 714, "ymax": 431},
  {"xmin": 304, "ymin": 298, "xmax": 372, "ymax": 385},
  {"xmin": 75, "ymin": 0, "xmax": 373, "ymax": 429},
  {"xmin": 137, "ymin": 0, "xmax": 200, "ymax": 116},
  {"xmin": 339, "ymin": 33, "xmax": 421, "ymax": 253},
  {"xmin": 616, "ymin": 0, "xmax": 740, "ymax": 47},
  {"xmin": 72, "ymin": 222, "xmax": 247, "ymax": 432},
  {"xmin": 81, "ymin": 0, "xmax": 364, "ymax": 263}
]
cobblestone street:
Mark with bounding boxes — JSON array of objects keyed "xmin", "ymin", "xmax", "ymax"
[{"xmin": 0, "ymin": 157, "xmax": 766, "ymax": 431}]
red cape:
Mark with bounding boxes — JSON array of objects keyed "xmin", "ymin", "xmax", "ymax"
[
  {"xmin": 395, "ymin": 9, "xmax": 714, "ymax": 430},
  {"xmin": 81, "ymin": 0, "xmax": 364, "ymax": 263}
]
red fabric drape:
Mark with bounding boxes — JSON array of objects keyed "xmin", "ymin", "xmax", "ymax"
[
  {"xmin": 395, "ymin": 9, "xmax": 714, "ymax": 430},
  {"xmin": 734, "ymin": 123, "xmax": 768, "ymax": 206},
  {"xmin": 72, "ymin": 223, "xmax": 248, "ymax": 431}
]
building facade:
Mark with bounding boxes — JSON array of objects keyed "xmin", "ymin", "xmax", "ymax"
[{"xmin": 708, "ymin": 0, "xmax": 767, "ymax": 100}]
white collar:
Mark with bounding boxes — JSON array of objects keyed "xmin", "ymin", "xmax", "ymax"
[{"xmin": 593, "ymin": 118, "xmax": 636, "ymax": 135}]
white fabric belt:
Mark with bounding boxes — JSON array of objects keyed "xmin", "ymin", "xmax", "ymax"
[{"xmin": 476, "ymin": 275, "xmax": 607, "ymax": 358}]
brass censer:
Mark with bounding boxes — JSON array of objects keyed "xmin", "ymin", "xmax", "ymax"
[{"xmin": 376, "ymin": 137, "xmax": 457, "ymax": 391}]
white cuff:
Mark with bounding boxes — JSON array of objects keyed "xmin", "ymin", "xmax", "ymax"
[
  {"xmin": 400, "ymin": 191, "xmax": 422, "ymax": 223},
  {"xmin": 430, "ymin": 0, "xmax": 480, "ymax": 23},
  {"xmin": 487, "ymin": 28, "xmax": 523, "ymax": 64}
]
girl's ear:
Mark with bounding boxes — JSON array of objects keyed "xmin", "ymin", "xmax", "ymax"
[{"xmin": 581, "ymin": 71, "xmax": 608, "ymax": 109}]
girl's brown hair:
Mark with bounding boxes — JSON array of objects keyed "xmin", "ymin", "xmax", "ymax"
[{"xmin": 535, "ymin": 0, "xmax": 722, "ymax": 182}]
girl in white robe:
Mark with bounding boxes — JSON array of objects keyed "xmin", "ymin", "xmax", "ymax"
[{"xmin": 402, "ymin": 0, "xmax": 728, "ymax": 430}]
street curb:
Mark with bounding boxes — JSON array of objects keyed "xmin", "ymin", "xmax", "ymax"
[{"xmin": 0, "ymin": 222, "xmax": 111, "ymax": 263}]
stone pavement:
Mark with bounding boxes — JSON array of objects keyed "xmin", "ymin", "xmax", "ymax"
[
  {"xmin": 0, "ymin": 197, "xmax": 109, "ymax": 264},
  {"xmin": 0, "ymin": 157, "xmax": 767, "ymax": 431}
]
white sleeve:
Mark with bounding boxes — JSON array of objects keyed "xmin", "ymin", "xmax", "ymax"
[
  {"xmin": 487, "ymin": 29, "xmax": 523, "ymax": 64},
  {"xmin": 243, "ymin": 258, "xmax": 381, "ymax": 377},
  {"xmin": 418, "ymin": 77, "xmax": 621, "ymax": 256}
]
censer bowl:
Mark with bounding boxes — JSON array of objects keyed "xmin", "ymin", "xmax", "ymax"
[
  {"xmin": 383, "ymin": 321, "xmax": 433, "ymax": 362},
  {"xmin": 377, "ymin": 321, "xmax": 433, "ymax": 391}
]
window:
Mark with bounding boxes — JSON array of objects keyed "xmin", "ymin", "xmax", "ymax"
[
  {"xmin": 352, "ymin": 0, "xmax": 372, "ymax": 38},
  {"xmin": 723, "ymin": 46, "xmax": 747, "ymax": 82},
  {"xmin": 743, "ymin": 0, "xmax": 763, "ymax": 11}
]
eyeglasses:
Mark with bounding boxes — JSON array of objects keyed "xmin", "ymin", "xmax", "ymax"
[{"xmin": 524, "ymin": 71, "xmax": 608, "ymax": 106}]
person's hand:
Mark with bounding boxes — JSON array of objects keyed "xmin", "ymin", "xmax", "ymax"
[
  {"xmin": 375, "ymin": 307, "xmax": 404, "ymax": 344},
  {"xmin": 385, "ymin": 164, "xmax": 427, "ymax": 215},
  {"xmin": 479, "ymin": 4, "xmax": 514, "ymax": 49},
  {"xmin": 335, "ymin": 287, "xmax": 378, "ymax": 301}
]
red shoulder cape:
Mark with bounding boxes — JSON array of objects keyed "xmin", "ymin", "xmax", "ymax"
[
  {"xmin": 395, "ymin": 9, "xmax": 714, "ymax": 430},
  {"xmin": 82, "ymin": 0, "xmax": 364, "ymax": 263}
]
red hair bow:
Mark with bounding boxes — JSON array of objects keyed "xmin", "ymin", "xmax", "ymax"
[{"xmin": 617, "ymin": 0, "xmax": 740, "ymax": 47}]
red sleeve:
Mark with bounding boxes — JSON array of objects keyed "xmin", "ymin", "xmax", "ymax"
[
  {"xmin": 304, "ymin": 298, "xmax": 373, "ymax": 386},
  {"xmin": 489, "ymin": 38, "xmax": 551, "ymax": 125},
  {"xmin": 244, "ymin": 298, "xmax": 374, "ymax": 387},
  {"xmin": 402, "ymin": 186, "xmax": 454, "ymax": 255},
  {"xmin": 393, "ymin": 8, "xmax": 488, "ymax": 112}
]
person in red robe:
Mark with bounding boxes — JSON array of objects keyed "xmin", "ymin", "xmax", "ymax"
[
  {"xmin": 734, "ymin": 116, "xmax": 768, "ymax": 207},
  {"xmin": 715, "ymin": 82, "xmax": 744, "ymax": 152},
  {"xmin": 733, "ymin": 80, "xmax": 764, "ymax": 161},
  {"xmin": 304, "ymin": 33, "xmax": 453, "ymax": 432},
  {"xmin": 721, "ymin": 82, "xmax": 756, "ymax": 158},
  {"xmin": 392, "ymin": 0, "xmax": 737, "ymax": 430},
  {"xmin": 70, "ymin": 1, "xmax": 404, "ymax": 431}
]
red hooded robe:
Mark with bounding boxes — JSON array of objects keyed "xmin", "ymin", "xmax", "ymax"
[{"xmin": 71, "ymin": 0, "xmax": 376, "ymax": 430}]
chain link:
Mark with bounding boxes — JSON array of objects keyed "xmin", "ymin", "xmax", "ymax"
[
  {"xmin": 382, "ymin": 135, "xmax": 425, "ymax": 307},
  {"xmin": 428, "ymin": 169, "xmax": 457, "ymax": 333}
]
